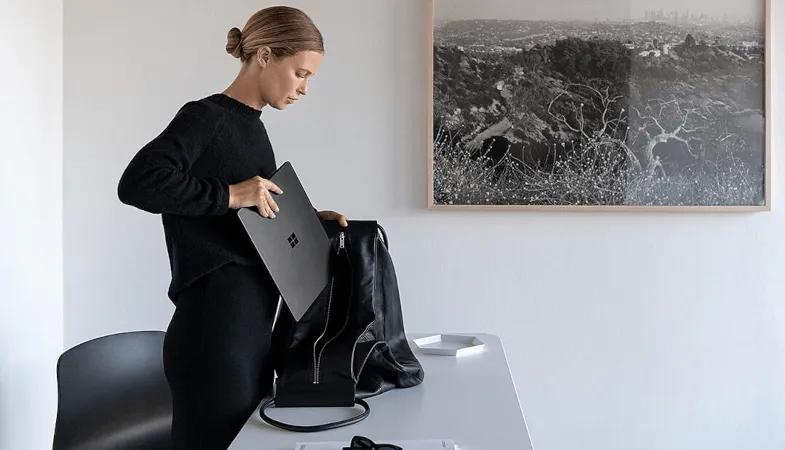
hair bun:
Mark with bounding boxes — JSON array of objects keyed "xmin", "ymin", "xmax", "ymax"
[{"xmin": 226, "ymin": 27, "xmax": 243, "ymax": 58}]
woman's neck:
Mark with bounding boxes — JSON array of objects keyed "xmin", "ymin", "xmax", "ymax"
[{"xmin": 223, "ymin": 70, "xmax": 265, "ymax": 111}]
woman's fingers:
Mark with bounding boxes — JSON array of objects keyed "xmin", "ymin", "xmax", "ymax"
[
  {"xmin": 265, "ymin": 180, "xmax": 283, "ymax": 195},
  {"xmin": 257, "ymin": 192, "xmax": 272, "ymax": 218},
  {"xmin": 264, "ymin": 189, "xmax": 279, "ymax": 214}
]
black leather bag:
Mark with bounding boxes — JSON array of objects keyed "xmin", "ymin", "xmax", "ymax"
[{"xmin": 260, "ymin": 220, "xmax": 425, "ymax": 432}]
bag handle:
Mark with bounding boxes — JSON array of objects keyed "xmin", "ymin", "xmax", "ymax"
[
  {"xmin": 258, "ymin": 398, "xmax": 370, "ymax": 433},
  {"xmin": 377, "ymin": 224, "xmax": 388, "ymax": 250}
]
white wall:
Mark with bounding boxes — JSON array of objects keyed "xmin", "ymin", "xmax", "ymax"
[
  {"xmin": 64, "ymin": 1, "xmax": 785, "ymax": 450},
  {"xmin": 1, "ymin": 0, "xmax": 64, "ymax": 449}
]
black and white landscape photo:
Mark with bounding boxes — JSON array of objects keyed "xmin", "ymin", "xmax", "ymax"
[{"xmin": 429, "ymin": 0, "xmax": 768, "ymax": 208}]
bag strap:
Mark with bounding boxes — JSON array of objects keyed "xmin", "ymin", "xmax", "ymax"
[
  {"xmin": 258, "ymin": 398, "xmax": 370, "ymax": 433},
  {"xmin": 377, "ymin": 224, "xmax": 388, "ymax": 249}
]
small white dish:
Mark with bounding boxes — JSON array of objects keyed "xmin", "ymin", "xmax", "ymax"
[{"xmin": 412, "ymin": 334, "xmax": 485, "ymax": 356}]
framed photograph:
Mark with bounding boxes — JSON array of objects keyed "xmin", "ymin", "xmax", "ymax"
[{"xmin": 426, "ymin": 0, "xmax": 771, "ymax": 211}]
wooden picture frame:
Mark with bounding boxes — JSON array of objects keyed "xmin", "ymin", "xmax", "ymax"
[{"xmin": 426, "ymin": 0, "xmax": 771, "ymax": 211}]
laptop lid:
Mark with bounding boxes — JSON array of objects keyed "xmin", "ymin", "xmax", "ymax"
[{"xmin": 237, "ymin": 161, "xmax": 331, "ymax": 321}]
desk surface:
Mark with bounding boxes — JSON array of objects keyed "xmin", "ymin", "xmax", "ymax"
[{"xmin": 228, "ymin": 333, "xmax": 533, "ymax": 450}]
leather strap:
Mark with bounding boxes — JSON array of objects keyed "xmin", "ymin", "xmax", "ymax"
[
  {"xmin": 377, "ymin": 224, "xmax": 389, "ymax": 249},
  {"xmin": 258, "ymin": 398, "xmax": 370, "ymax": 433}
]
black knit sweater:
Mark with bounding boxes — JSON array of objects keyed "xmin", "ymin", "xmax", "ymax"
[{"xmin": 118, "ymin": 93, "xmax": 279, "ymax": 301}]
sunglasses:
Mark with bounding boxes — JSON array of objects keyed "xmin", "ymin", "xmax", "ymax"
[{"xmin": 342, "ymin": 435, "xmax": 403, "ymax": 450}]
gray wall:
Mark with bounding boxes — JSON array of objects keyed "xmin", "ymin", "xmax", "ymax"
[
  {"xmin": 1, "ymin": 0, "xmax": 63, "ymax": 448},
  {"xmin": 64, "ymin": 1, "xmax": 785, "ymax": 449}
]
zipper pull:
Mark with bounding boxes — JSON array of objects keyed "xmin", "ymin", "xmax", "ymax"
[{"xmin": 339, "ymin": 232, "xmax": 345, "ymax": 249}]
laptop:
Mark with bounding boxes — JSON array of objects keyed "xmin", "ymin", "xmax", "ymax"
[{"xmin": 237, "ymin": 161, "xmax": 332, "ymax": 321}]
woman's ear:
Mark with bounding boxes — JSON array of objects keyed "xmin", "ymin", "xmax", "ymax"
[{"xmin": 256, "ymin": 46, "xmax": 272, "ymax": 68}]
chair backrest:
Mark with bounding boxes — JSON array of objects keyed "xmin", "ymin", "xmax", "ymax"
[{"xmin": 53, "ymin": 330, "xmax": 171, "ymax": 450}]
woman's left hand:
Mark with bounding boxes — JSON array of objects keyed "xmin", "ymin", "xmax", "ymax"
[{"xmin": 317, "ymin": 210, "xmax": 348, "ymax": 227}]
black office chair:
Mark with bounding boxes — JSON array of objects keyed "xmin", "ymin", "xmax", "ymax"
[{"xmin": 53, "ymin": 330, "xmax": 172, "ymax": 450}]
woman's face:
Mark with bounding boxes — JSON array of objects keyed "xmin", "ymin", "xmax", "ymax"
[{"xmin": 256, "ymin": 49, "xmax": 323, "ymax": 110}]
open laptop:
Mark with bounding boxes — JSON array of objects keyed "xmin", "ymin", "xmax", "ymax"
[{"xmin": 237, "ymin": 161, "xmax": 332, "ymax": 321}]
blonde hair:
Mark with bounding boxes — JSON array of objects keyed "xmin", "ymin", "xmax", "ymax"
[{"xmin": 226, "ymin": 6, "xmax": 324, "ymax": 62}]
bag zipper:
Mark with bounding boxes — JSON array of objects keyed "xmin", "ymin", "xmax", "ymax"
[
  {"xmin": 313, "ymin": 231, "xmax": 345, "ymax": 384},
  {"xmin": 312, "ymin": 277, "xmax": 334, "ymax": 384}
]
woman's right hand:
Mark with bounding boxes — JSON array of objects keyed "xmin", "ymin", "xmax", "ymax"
[{"xmin": 228, "ymin": 176, "xmax": 283, "ymax": 218}]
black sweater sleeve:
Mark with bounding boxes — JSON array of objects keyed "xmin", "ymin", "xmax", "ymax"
[{"xmin": 117, "ymin": 101, "xmax": 230, "ymax": 216}]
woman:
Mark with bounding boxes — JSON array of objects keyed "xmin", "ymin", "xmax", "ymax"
[{"xmin": 117, "ymin": 6, "xmax": 347, "ymax": 449}]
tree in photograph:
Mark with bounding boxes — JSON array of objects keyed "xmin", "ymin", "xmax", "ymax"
[{"xmin": 628, "ymin": 96, "xmax": 710, "ymax": 175}]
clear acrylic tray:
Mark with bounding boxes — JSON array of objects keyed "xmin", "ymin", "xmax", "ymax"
[{"xmin": 412, "ymin": 334, "xmax": 485, "ymax": 356}]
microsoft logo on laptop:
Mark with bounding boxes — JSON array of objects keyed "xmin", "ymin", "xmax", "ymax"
[{"xmin": 288, "ymin": 232, "xmax": 299, "ymax": 249}]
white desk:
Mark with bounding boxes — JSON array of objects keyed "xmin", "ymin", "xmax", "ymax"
[{"xmin": 229, "ymin": 333, "xmax": 533, "ymax": 450}]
